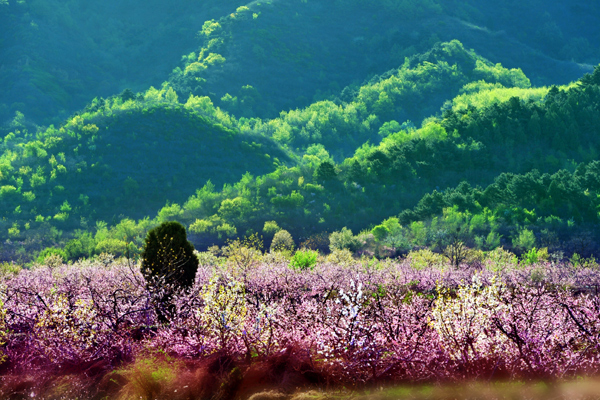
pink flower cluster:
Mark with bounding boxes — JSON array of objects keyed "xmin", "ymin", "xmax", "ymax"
[{"xmin": 3, "ymin": 260, "xmax": 600, "ymax": 384}]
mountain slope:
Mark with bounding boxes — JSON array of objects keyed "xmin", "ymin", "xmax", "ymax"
[
  {"xmin": 3, "ymin": 0, "xmax": 597, "ymax": 126},
  {"xmin": 148, "ymin": 65, "xmax": 600, "ymax": 255},
  {"xmin": 170, "ymin": 0, "xmax": 596, "ymax": 121},
  {"xmin": 0, "ymin": 0, "xmax": 248, "ymax": 124},
  {"xmin": 0, "ymin": 93, "xmax": 289, "ymax": 260}
]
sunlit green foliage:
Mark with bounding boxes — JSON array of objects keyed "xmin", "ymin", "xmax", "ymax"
[
  {"xmin": 290, "ymin": 248, "xmax": 319, "ymax": 270},
  {"xmin": 451, "ymin": 82, "xmax": 551, "ymax": 111}
]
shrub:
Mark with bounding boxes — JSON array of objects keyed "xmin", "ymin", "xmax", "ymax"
[
  {"xmin": 406, "ymin": 249, "xmax": 445, "ymax": 270},
  {"xmin": 290, "ymin": 249, "xmax": 318, "ymax": 270},
  {"xmin": 141, "ymin": 221, "xmax": 198, "ymax": 289},
  {"xmin": 262, "ymin": 221, "xmax": 280, "ymax": 237},
  {"xmin": 36, "ymin": 247, "xmax": 68, "ymax": 266},
  {"xmin": 270, "ymin": 230, "xmax": 294, "ymax": 253},
  {"xmin": 371, "ymin": 225, "xmax": 390, "ymax": 242},
  {"xmin": 383, "ymin": 232, "xmax": 411, "ymax": 253},
  {"xmin": 95, "ymin": 238, "xmax": 128, "ymax": 256},
  {"xmin": 512, "ymin": 228, "xmax": 536, "ymax": 253},
  {"xmin": 0, "ymin": 262, "xmax": 21, "ymax": 277},
  {"xmin": 262, "ymin": 250, "xmax": 291, "ymax": 264},
  {"xmin": 570, "ymin": 253, "xmax": 598, "ymax": 269},
  {"xmin": 64, "ymin": 232, "xmax": 95, "ymax": 260},
  {"xmin": 111, "ymin": 355, "xmax": 179, "ymax": 400},
  {"xmin": 194, "ymin": 250, "xmax": 220, "ymax": 266},
  {"xmin": 521, "ymin": 247, "xmax": 549, "ymax": 265},
  {"xmin": 222, "ymin": 234, "xmax": 263, "ymax": 272},
  {"xmin": 329, "ymin": 227, "xmax": 360, "ymax": 252},
  {"xmin": 325, "ymin": 249, "xmax": 355, "ymax": 266},
  {"xmin": 484, "ymin": 247, "xmax": 518, "ymax": 272}
]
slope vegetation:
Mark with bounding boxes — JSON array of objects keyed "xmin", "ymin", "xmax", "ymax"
[
  {"xmin": 2, "ymin": 0, "xmax": 597, "ymax": 125},
  {"xmin": 0, "ymin": 91, "xmax": 289, "ymax": 260}
]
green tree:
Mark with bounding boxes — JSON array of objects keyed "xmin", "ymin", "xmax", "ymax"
[
  {"xmin": 580, "ymin": 65, "xmax": 600, "ymax": 87},
  {"xmin": 512, "ymin": 228, "xmax": 536, "ymax": 253},
  {"xmin": 120, "ymin": 88, "xmax": 136, "ymax": 102},
  {"xmin": 371, "ymin": 225, "xmax": 390, "ymax": 242},
  {"xmin": 290, "ymin": 249, "xmax": 318, "ymax": 270},
  {"xmin": 270, "ymin": 229, "xmax": 295, "ymax": 252},
  {"xmin": 315, "ymin": 161, "xmax": 337, "ymax": 182},
  {"xmin": 141, "ymin": 221, "xmax": 198, "ymax": 289},
  {"xmin": 329, "ymin": 227, "xmax": 360, "ymax": 252}
]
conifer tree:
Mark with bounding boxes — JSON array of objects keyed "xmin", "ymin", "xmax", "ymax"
[{"xmin": 141, "ymin": 221, "xmax": 198, "ymax": 289}]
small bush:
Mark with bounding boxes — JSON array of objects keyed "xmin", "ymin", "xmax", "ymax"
[
  {"xmin": 570, "ymin": 253, "xmax": 598, "ymax": 269},
  {"xmin": 262, "ymin": 250, "xmax": 291, "ymax": 264},
  {"xmin": 512, "ymin": 228, "xmax": 536, "ymax": 253},
  {"xmin": 194, "ymin": 250, "xmax": 220, "ymax": 266},
  {"xmin": 222, "ymin": 234, "xmax": 263, "ymax": 272},
  {"xmin": 484, "ymin": 247, "xmax": 518, "ymax": 272},
  {"xmin": 262, "ymin": 221, "xmax": 280, "ymax": 237},
  {"xmin": 383, "ymin": 232, "xmax": 411, "ymax": 254},
  {"xmin": 0, "ymin": 262, "xmax": 21, "ymax": 277},
  {"xmin": 521, "ymin": 247, "xmax": 549, "ymax": 265},
  {"xmin": 111, "ymin": 355, "xmax": 179, "ymax": 400},
  {"xmin": 406, "ymin": 249, "xmax": 445, "ymax": 270},
  {"xmin": 36, "ymin": 247, "xmax": 67, "ymax": 266},
  {"xmin": 270, "ymin": 230, "xmax": 294, "ymax": 253},
  {"xmin": 371, "ymin": 225, "xmax": 390, "ymax": 242},
  {"xmin": 290, "ymin": 249, "xmax": 318, "ymax": 270},
  {"xmin": 325, "ymin": 249, "xmax": 355, "ymax": 266},
  {"xmin": 329, "ymin": 227, "xmax": 360, "ymax": 252}
]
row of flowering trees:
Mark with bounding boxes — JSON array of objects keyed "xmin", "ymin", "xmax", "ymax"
[{"xmin": 2, "ymin": 257, "xmax": 600, "ymax": 391}]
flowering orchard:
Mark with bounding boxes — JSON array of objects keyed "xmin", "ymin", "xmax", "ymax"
[{"xmin": 2, "ymin": 256, "xmax": 600, "ymax": 396}]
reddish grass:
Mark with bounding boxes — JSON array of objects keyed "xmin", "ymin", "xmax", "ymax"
[{"xmin": 0, "ymin": 346, "xmax": 329, "ymax": 399}]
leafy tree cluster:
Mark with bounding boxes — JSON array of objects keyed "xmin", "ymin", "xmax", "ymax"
[
  {"xmin": 168, "ymin": 64, "xmax": 600, "ymax": 257},
  {"xmin": 396, "ymin": 162, "xmax": 600, "ymax": 257},
  {"xmin": 228, "ymin": 41, "xmax": 533, "ymax": 158}
]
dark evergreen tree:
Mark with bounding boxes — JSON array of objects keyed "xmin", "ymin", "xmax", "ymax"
[
  {"xmin": 579, "ymin": 65, "xmax": 600, "ymax": 87},
  {"xmin": 315, "ymin": 161, "xmax": 337, "ymax": 182},
  {"xmin": 120, "ymin": 88, "xmax": 136, "ymax": 102},
  {"xmin": 141, "ymin": 221, "xmax": 198, "ymax": 289}
]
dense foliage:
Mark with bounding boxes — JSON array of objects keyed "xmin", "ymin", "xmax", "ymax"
[
  {"xmin": 141, "ymin": 221, "xmax": 198, "ymax": 289},
  {"xmin": 0, "ymin": 89, "xmax": 289, "ymax": 261},
  {"xmin": 40, "ymin": 60, "xmax": 594, "ymax": 262},
  {"xmin": 4, "ymin": 0, "xmax": 600, "ymax": 396},
  {"xmin": 169, "ymin": 0, "xmax": 595, "ymax": 120},
  {"xmin": 4, "ymin": 50, "xmax": 600, "ymax": 262}
]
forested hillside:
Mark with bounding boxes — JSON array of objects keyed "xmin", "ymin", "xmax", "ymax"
[
  {"xmin": 0, "ymin": 0, "xmax": 247, "ymax": 123},
  {"xmin": 169, "ymin": 0, "xmax": 596, "ymax": 119},
  {"xmin": 1, "ymin": 0, "xmax": 597, "ymax": 124},
  {"xmin": 1, "ymin": 0, "xmax": 600, "ymax": 263}
]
